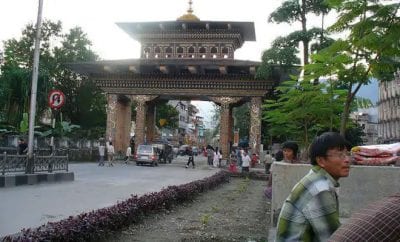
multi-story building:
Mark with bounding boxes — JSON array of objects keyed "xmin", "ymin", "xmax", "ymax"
[
  {"xmin": 378, "ymin": 71, "xmax": 400, "ymax": 143},
  {"xmin": 350, "ymin": 111, "xmax": 378, "ymax": 145},
  {"xmin": 166, "ymin": 100, "xmax": 203, "ymax": 145}
]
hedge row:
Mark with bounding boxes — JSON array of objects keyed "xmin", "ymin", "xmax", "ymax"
[{"xmin": 4, "ymin": 171, "xmax": 230, "ymax": 242}]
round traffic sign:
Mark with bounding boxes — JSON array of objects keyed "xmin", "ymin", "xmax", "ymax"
[{"xmin": 48, "ymin": 90, "xmax": 65, "ymax": 109}]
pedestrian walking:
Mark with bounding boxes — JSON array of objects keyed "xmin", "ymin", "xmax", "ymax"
[
  {"xmin": 98, "ymin": 142, "xmax": 105, "ymax": 166},
  {"xmin": 107, "ymin": 141, "xmax": 115, "ymax": 167},
  {"xmin": 241, "ymin": 151, "xmax": 251, "ymax": 172},
  {"xmin": 206, "ymin": 145, "xmax": 214, "ymax": 166},
  {"xmin": 185, "ymin": 147, "xmax": 195, "ymax": 168},
  {"xmin": 213, "ymin": 147, "xmax": 221, "ymax": 168},
  {"xmin": 125, "ymin": 146, "xmax": 132, "ymax": 164}
]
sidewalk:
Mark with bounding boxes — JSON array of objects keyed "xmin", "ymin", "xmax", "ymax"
[{"xmin": 0, "ymin": 156, "xmax": 218, "ymax": 237}]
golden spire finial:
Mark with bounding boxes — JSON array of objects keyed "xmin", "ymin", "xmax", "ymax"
[
  {"xmin": 177, "ymin": 0, "xmax": 200, "ymax": 21},
  {"xmin": 187, "ymin": 0, "xmax": 193, "ymax": 14}
]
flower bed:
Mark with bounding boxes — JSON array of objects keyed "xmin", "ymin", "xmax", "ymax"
[{"xmin": 3, "ymin": 171, "xmax": 229, "ymax": 242}]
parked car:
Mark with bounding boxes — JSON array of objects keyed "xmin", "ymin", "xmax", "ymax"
[
  {"xmin": 134, "ymin": 144, "xmax": 159, "ymax": 166},
  {"xmin": 152, "ymin": 143, "xmax": 174, "ymax": 163}
]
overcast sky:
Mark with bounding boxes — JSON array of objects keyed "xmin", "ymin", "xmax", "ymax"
[
  {"xmin": 0, "ymin": 0, "xmax": 337, "ymax": 125},
  {"xmin": 0, "ymin": 0, "xmax": 336, "ymax": 61}
]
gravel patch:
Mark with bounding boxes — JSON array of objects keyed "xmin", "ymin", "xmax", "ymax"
[{"xmin": 105, "ymin": 177, "xmax": 271, "ymax": 242}]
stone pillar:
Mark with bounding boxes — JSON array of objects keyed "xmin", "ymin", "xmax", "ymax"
[
  {"xmin": 130, "ymin": 95, "xmax": 158, "ymax": 152},
  {"xmin": 229, "ymin": 108, "xmax": 234, "ymax": 150},
  {"xmin": 146, "ymin": 104, "xmax": 156, "ymax": 143},
  {"xmin": 220, "ymin": 101, "xmax": 230, "ymax": 160},
  {"xmin": 115, "ymin": 96, "xmax": 131, "ymax": 154},
  {"xmin": 249, "ymin": 97, "xmax": 262, "ymax": 156},
  {"xmin": 209, "ymin": 97, "xmax": 242, "ymax": 160},
  {"xmin": 106, "ymin": 94, "xmax": 118, "ymax": 144},
  {"xmin": 106, "ymin": 94, "xmax": 132, "ymax": 154}
]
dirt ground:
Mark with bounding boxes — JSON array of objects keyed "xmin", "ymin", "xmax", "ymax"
[{"xmin": 105, "ymin": 177, "xmax": 271, "ymax": 242}]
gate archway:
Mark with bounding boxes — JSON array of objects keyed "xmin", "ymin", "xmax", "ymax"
[{"xmin": 69, "ymin": 8, "xmax": 278, "ymax": 158}]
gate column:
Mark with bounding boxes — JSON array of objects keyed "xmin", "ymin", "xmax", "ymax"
[
  {"xmin": 106, "ymin": 94, "xmax": 118, "ymax": 145},
  {"xmin": 130, "ymin": 95, "xmax": 157, "ymax": 152},
  {"xmin": 210, "ymin": 97, "xmax": 242, "ymax": 160},
  {"xmin": 106, "ymin": 94, "xmax": 132, "ymax": 153},
  {"xmin": 249, "ymin": 97, "xmax": 262, "ymax": 156},
  {"xmin": 146, "ymin": 103, "xmax": 156, "ymax": 143}
]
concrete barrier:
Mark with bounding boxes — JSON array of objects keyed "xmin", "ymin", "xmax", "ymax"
[
  {"xmin": 271, "ymin": 162, "xmax": 400, "ymax": 224},
  {"xmin": 0, "ymin": 172, "xmax": 74, "ymax": 188}
]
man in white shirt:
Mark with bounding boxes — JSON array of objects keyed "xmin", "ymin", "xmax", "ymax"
[{"xmin": 125, "ymin": 146, "xmax": 132, "ymax": 164}]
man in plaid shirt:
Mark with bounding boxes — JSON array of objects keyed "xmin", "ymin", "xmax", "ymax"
[{"xmin": 276, "ymin": 132, "xmax": 351, "ymax": 241}]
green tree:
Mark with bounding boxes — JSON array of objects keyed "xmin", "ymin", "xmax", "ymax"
[
  {"xmin": 305, "ymin": 0, "xmax": 400, "ymax": 135},
  {"xmin": 268, "ymin": 0, "xmax": 332, "ymax": 65},
  {"xmin": 52, "ymin": 26, "xmax": 103, "ymax": 131},
  {"xmin": 233, "ymin": 103, "xmax": 250, "ymax": 139},
  {"xmin": 0, "ymin": 20, "xmax": 61, "ymax": 127},
  {"xmin": 0, "ymin": 21, "xmax": 105, "ymax": 137},
  {"xmin": 211, "ymin": 103, "xmax": 221, "ymax": 137},
  {"xmin": 155, "ymin": 102, "xmax": 179, "ymax": 129},
  {"xmin": 262, "ymin": 79, "xmax": 346, "ymax": 146}
]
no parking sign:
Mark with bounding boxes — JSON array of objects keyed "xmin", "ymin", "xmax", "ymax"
[{"xmin": 48, "ymin": 90, "xmax": 65, "ymax": 109}]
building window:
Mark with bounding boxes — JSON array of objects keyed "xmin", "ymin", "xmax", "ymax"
[
  {"xmin": 165, "ymin": 47, "xmax": 173, "ymax": 53},
  {"xmin": 177, "ymin": 47, "xmax": 184, "ymax": 53},
  {"xmin": 199, "ymin": 47, "xmax": 206, "ymax": 53},
  {"xmin": 188, "ymin": 46, "xmax": 195, "ymax": 53}
]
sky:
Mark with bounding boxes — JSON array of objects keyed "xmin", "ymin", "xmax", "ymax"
[
  {"xmin": 0, "ymin": 0, "xmax": 338, "ymax": 124},
  {"xmin": 0, "ymin": 0, "xmax": 303, "ymax": 62}
]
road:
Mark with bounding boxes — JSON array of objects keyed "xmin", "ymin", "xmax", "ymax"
[{"xmin": 0, "ymin": 155, "xmax": 216, "ymax": 237}]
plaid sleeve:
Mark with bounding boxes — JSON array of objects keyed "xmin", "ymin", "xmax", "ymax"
[
  {"xmin": 328, "ymin": 194, "xmax": 400, "ymax": 242},
  {"xmin": 303, "ymin": 190, "xmax": 340, "ymax": 241}
]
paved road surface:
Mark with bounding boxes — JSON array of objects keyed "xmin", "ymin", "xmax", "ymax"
[{"xmin": 0, "ymin": 155, "xmax": 217, "ymax": 237}]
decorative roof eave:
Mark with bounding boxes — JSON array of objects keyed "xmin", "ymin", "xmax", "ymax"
[
  {"xmin": 68, "ymin": 58, "xmax": 261, "ymax": 76},
  {"xmin": 116, "ymin": 21, "xmax": 256, "ymax": 41}
]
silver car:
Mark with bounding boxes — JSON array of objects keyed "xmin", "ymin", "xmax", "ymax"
[{"xmin": 134, "ymin": 144, "xmax": 159, "ymax": 166}]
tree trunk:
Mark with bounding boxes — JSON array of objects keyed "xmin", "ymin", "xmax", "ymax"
[
  {"xmin": 301, "ymin": 0, "xmax": 309, "ymax": 65},
  {"xmin": 340, "ymin": 90, "xmax": 353, "ymax": 136}
]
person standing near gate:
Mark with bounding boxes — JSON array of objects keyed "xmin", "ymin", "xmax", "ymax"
[
  {"xmin": 107, "ymin": 141, "xmax": 115, "ymax": 167},
  {"xmin": 17, "ymin": 138, "xmax": 28, "ymax": 155},
  {"xmin": 98, "ymin": 142, "xmax": 105, "ymax": 166},
  {"xmin": 125, "ymin": 146, "xmax": 132, "ymax": 164},
  {"xmin": 276, "ymin": 132, "xmax": 351, "ymax": 241}
]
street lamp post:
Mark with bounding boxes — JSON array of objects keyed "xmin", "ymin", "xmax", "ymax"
[{"xmin": 26, "ymin": 0, "xmax": 44, "ymax": 174}]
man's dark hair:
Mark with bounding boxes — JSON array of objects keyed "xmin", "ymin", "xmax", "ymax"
[
  {"xmin": 309, "ymin": 132, "xmax": 351, "ymax": 165},
  {"xmin": 275, "ymin": 150, "xmax": 284, "ymax": 161},
  {"xmin": 282, "ymin": 141, "xmax": 299, "ymax": 157}
]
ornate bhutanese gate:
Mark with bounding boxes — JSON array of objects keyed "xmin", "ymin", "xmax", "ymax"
[{"xmin": 69, "ymin": 6, "xmax": 274, "ymax": 158}]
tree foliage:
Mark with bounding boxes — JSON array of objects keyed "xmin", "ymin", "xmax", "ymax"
[
  {"xmin": 268, "ymin": 0, "xmax": 332, "ymax": 65},
  {"xmin": 155, "ymin": 102, "xmax": 179, "ymax": 129},
  {"xmin": 0, "ymin": 20, "xmax": 105, "ymax": 138},
  {"xmin": 262, "ymin": 79, "xmax": 346, "ymax": 146},
  {"xmin": 233, "ymin": 103, "xmax": 250, "ymax": 139},
  {"xmin": 305, "ymin": 0, "xmax": 400, "ymax": 135}
]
